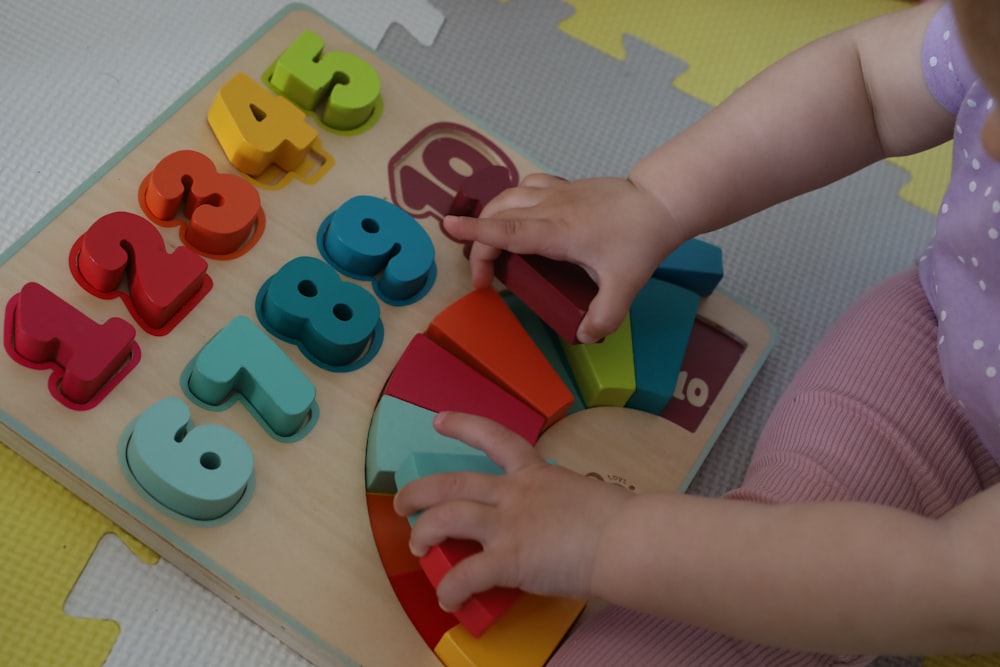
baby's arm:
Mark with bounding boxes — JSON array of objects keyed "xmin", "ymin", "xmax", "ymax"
[
  {"xmin": 445, "ymin": 0, "xmax": 954, "ymax": 342},
  {"xmin": 396, "ymin": 413, "xmax": 1000, "ymax": 655},
  {"xmin": 588, "ymin": 473, "xmax": 1000, "ymax": 655}
]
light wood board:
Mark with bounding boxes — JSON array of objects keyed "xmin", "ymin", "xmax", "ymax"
[{"xmin": 0, "ymin": 5, "xmax": 773, "ymax": 666}]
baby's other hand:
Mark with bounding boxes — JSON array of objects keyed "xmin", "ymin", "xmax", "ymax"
[
  {"xmin": 393, "ymin": 411, "xmax": 632, "ymax": 611},
  {"xmin": 442, "ymin": 175, "xmax": 680, "ymax": 343}
]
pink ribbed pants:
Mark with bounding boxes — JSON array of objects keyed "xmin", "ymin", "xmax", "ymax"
[{"xmin": 548, "ymin": 269, "xmax": 1000, "ymax": 666}]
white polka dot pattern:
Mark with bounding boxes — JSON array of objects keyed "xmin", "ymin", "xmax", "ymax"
[{"xmin": 920, "ymin": 4, "xmax": 1000, "ymax": 461}]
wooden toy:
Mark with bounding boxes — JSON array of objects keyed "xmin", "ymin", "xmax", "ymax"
[
  {"xmin": 366, "ymin": 492, "xmax": 422, "ymax": 578},
  {"xmin": 449, "ymin": 168, "xmax": 600, "ymax": 345},
  {"xmin": 5, "ymin": 281, "xmax": 139, "ymax": 409},
  {"xmin": 654, "ymin": 237, "xmax": 724, "ymax": 296},
  {"xmin": 266, "ymin": 30, "xmax": 381, "ymax": 132},
  {"xmin": 560, "ymin": 313, "xmax": 637, "ymax": 407},
  {"xmin": 395, "ymin": 450, "xmax": 505, "ymax": 527},
  {"xmin": 384, "ymin": 333, "xmax": 545, "ymax": 444},
  {"xmin": 427, "ymin": 288, "xmax": 575, "ymax": 429},
  {"xmin": 661, "ymin": 317, "xmax": 748, "ymax": 433},
  {"xmin": 70, "ymin": 210, "xmax": 212, "ymax": 334},
  {"xmin": 367, "ymin": 395, "xmax": 475, "ymax": 494},
  {"xmin": 182, "ymin": 315, "xmax": 319, "ymax": 440},
  {"xmin": 396, "ymin": 450, "xmax": 505, "ymax": 493},
  {"xmin": 122, "ymin": 396, "xmax": 255, "ymax": 522},
  {"xmin": 139, "ymin": 149, "xmax": 266, "ymax": 259},
  {"xmin": 317, "ymin": 194, "xmax": 437, "ymax": 304},
  {"xmin": 432, "ymin": 594, "xmax": 586, "ymax": 667},
  {"xmin": 419, "ymin": 539, "xmax": 522, "ymax": 638},
  {"xmin": 503, "ymin": 292, "xmax": 587, "ymax": 414},
  {"xmin": 626, "ymin": 278, "xmax": 701, "ymax": 414},
  {"xmin": 388, "ymin": 568, "xmax": 460, "ymax": 648},
  {"xmin": 0, "ymin": 6, "xmax": 773, "ymax": 666},
  {"xmin": 493, "ymin": 252, "xmax": 597, "ymax": 344}
]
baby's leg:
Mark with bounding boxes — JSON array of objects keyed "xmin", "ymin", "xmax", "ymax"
[{"xmin": 548, "ymin": 268, "xmax": 1000, "ymax": 666}]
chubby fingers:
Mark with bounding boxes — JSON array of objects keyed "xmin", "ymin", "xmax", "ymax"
[
  {"xmin": 443, "ymin": 178, "xmax": 569, "ymax": 288},
  {"xmin": 432, "ymin": 411, "xmax": 542, "ymax": 472},
  {"xmin": 444, "ymin": 212, "xmax": 565, "ymax": 288},
  {"xmin": 434, "ymin": 547, "xmax": 510, "ymax": 612},
  {"xmin": 577, "ymin": 273, "xmax": 649, "ymax": 344},
  {"xmin": 392, "ymin": 413, "xmax": 538, "ymax": 516},
  {"xmin": 393, "ymin": 413, "xmax": 542, "ymax": 554}
]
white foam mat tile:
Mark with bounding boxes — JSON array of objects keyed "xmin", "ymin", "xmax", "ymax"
[{"xmin": 65, "ymin": 535, "xmax": 316, "ymax": 667}]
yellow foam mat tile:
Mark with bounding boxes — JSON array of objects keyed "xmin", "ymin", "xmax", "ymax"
[
  {"xmin": 553, "ymin": 0, "xmax": 950, "ymax": 214},
  {"xmin": 0, "ymin": 441, "xmax": 158, "ymax": 666}
]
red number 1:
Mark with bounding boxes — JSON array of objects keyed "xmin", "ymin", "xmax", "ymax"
[{"xmin": 4, "ymin": 282, "xmax": 139, "ymax": 409}]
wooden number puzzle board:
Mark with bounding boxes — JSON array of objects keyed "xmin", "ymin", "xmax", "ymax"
[{"xmin": 0, "ymin": 5, "xmax": 773, "ymax": 667}]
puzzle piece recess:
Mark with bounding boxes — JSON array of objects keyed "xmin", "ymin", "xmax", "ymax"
[
  {"xmin": 448, "ymin": 165, "xmax": 516, "ymax": 219},
  {"xmin": 660, "ymin": 317, "xmax": 748, "ymax": 433}
]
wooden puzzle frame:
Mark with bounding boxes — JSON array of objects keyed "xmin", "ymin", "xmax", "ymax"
[{"xmin": 0, "ymin": 5, "xmax": 773, "ymax": 666}]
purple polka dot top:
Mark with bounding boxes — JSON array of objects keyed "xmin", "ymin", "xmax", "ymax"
[{"xmin": 920, "ymin": 4, "xmax": 1000, "ymax": 462}]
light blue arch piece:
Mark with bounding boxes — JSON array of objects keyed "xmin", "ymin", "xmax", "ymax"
[
  {"xmin": 365, "ymin": 395, "xmax": 476, "ymax": 494},
  {"xmin": 395, "ymin": 450, "xmax": 504, "ymax": 526}
]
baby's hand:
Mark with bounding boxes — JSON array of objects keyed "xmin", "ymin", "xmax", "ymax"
[
  {"xmin": 393, "ymin": 411, "xmax": 632, "ymax": 611},
  {"xmin": 442, "ymin": 174, "xmax": 679, "ymax": 343}
]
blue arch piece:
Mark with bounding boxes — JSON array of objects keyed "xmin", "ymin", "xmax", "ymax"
[
  {"xmin": 653, "ymin": 239, "xmax": 723, "ymax": 296},
  {"xmin": 626, "ymin": 279, "xmax": 701, "ymax": 414}
]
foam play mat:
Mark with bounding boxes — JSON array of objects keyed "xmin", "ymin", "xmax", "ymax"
[{"xmin": 2, "ymin": 1, "xmax": 988, "ymax": 666}]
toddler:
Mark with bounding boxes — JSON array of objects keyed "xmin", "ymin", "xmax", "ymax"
[{"xmin": 395, "ymin": 2, "xmax": 1000, "ymax": 663}]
